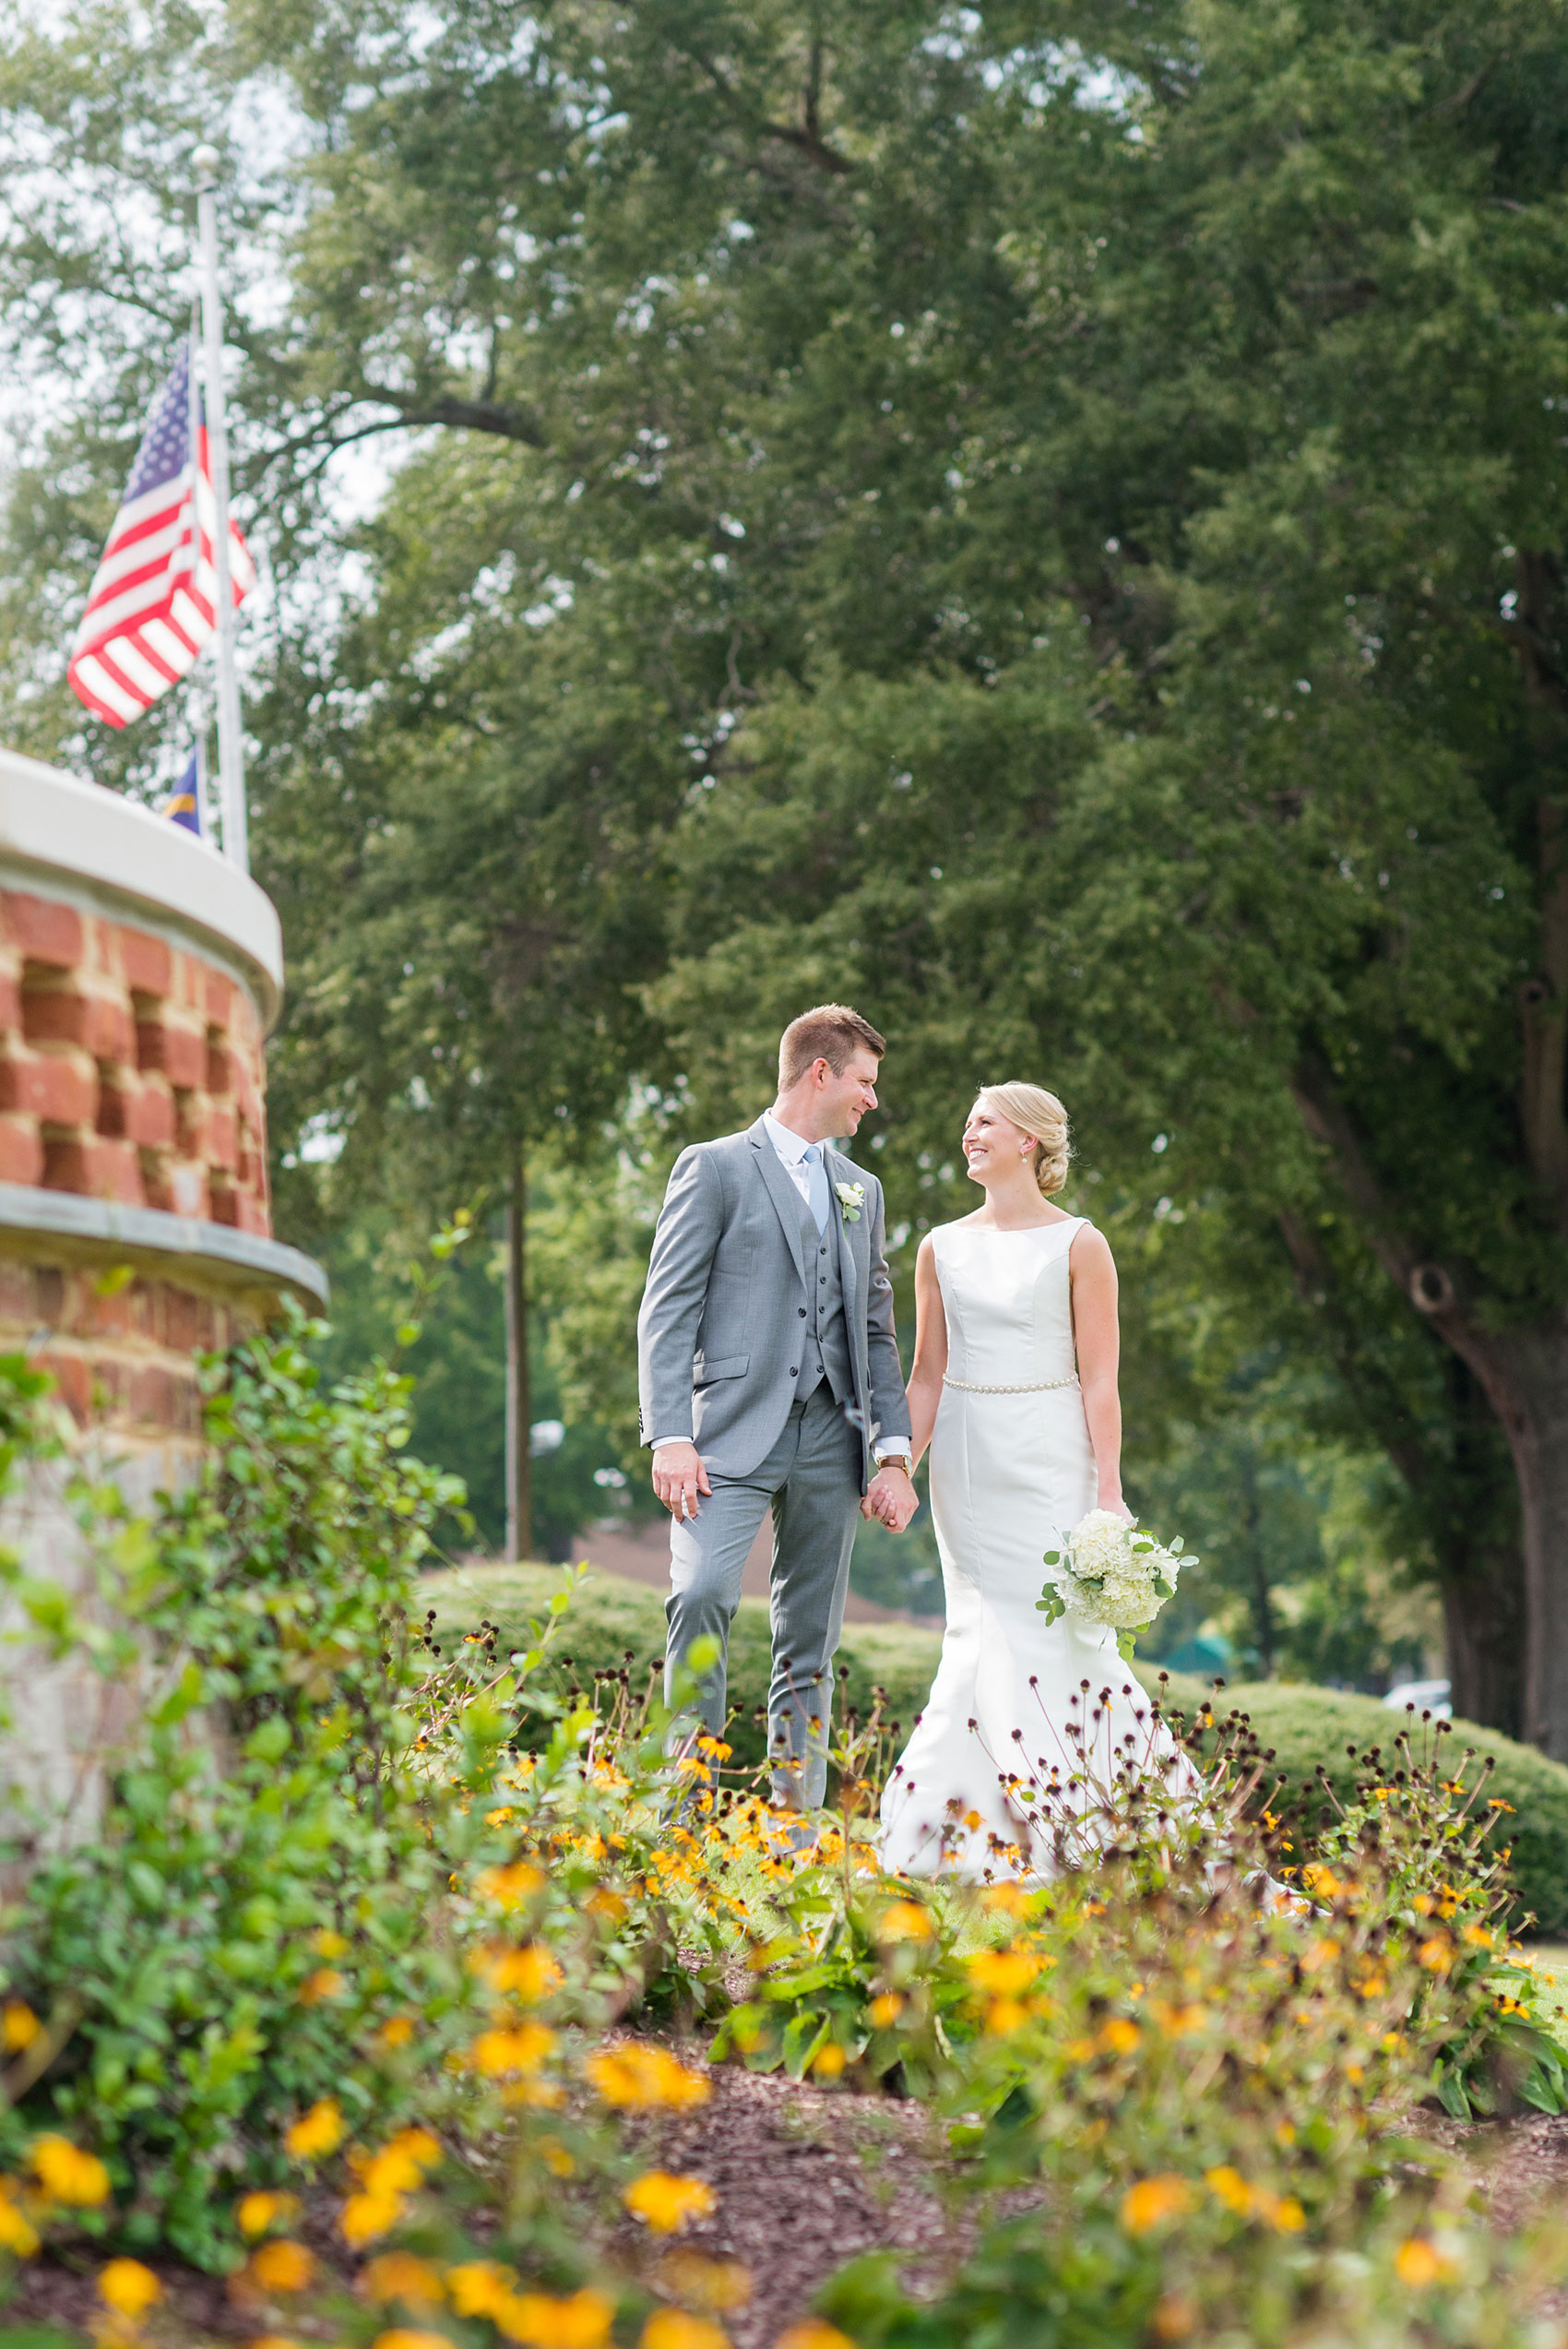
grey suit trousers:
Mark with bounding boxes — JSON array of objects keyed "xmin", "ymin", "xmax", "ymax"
[{"xmin": 665, "ymin": 1382, "xmax": 861, "ymax": 1809}]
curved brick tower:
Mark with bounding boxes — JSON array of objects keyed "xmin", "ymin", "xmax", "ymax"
[{"xmin": 0, "ymin": 748, "xmax": 325, "ymax": 1849}]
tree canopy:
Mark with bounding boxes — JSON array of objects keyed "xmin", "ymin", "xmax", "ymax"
[{"xmin": 6, "ymin": 0, "xmax": 1568, "ymax": 1742}]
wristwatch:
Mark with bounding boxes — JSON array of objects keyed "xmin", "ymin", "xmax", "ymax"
[{"xmin": 876, "ymin": 1454, "xmax": 912, "ymax": 1475}]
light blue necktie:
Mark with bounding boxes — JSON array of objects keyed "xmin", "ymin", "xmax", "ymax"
[{"xmin": 802, "ymin": 1143, "xmax": 831, "ymax": 1234}]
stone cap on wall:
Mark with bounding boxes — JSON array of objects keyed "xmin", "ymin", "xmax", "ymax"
[
  {"xmin": 0, "ymin": 1181, "xmax": 327, "ymax": 1307},
  {"xmin": 0, "ymin": 748, "xmax": 283, "ymax": 1031}
]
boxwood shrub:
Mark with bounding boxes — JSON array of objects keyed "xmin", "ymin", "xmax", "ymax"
[
  {"xmin": 1165, "ymin": 1674, "xmax": 1568, "ymax": 1937},
  {"xmin": 428, "ymin": 1565, "xmax": 1568, "ymax": 1934}
]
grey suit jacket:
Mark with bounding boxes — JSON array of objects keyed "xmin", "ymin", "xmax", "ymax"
[{"xmin": 636, "ymin": 1117, "xmax": 912, "ymax": 1485}]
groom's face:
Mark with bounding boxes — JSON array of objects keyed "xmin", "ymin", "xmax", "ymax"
[{"xmin": 825, "ymin": 1047, "xmax": 883, "ymax": 1135}]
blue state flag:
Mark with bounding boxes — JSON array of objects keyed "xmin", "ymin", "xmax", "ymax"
[{"xmin": 163, "ymin": 746, "xmax": 202, "ymax": 837}]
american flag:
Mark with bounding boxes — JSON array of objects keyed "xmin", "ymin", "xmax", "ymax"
[{"xmin": 67, "ymin": 339, "xmax": 255, "ymax": 728}]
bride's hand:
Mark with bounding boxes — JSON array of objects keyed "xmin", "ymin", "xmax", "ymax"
[
  {"xmin": 863, "ymin": 1462, "xmax": 919, "ymax": 1532},
  {"xmin": 1099, "ymin": 1491, "xmax": 1135, "ymax": 1525}
]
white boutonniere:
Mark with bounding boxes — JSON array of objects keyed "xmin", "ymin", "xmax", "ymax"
[{"xmin": 835, "ymin": 1180, "xmax": 865, "ymax": 1226}]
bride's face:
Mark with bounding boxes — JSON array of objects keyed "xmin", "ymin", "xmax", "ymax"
[{"xmin": 962, "ymin": 1098, "xmax": 1034, "ymax": 1185}]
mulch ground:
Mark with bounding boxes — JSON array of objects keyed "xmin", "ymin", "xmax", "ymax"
[{"xmin": 6, "ymin": 2055, "xmax": 1568, "ymax": 2348}]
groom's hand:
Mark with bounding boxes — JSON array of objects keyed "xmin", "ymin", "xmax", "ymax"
[
  {"xmin": 652, "ymin": 1440, "xmax": 712, "ymax": 1523},
  {"xmin": 862, "ymin": 1461, "xmax": 919, "ymax": 1532}
]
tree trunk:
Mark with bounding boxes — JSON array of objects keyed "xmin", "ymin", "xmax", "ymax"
[
  {"xmin": 504, "ymin": 1139, "xmax": 530, "ymax": 1563},
  {"xmin": 1441, "ymin": 1567, "xmax": 1523, "ymax": 1736},
  {"xmin": 1469, "ymin": 1318, "xmax": 1568, "ymax": 1759}
]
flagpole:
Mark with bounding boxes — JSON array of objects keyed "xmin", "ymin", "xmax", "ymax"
[{"xmin": 192, "ymin": 144, "xmax": 247, "ymax": 876}]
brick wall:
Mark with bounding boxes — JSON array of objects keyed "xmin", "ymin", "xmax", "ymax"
[
  {"xmin": 0, "ymin": 1255, "xmax": 243, "ymax": 1441},
  {"xmin": 0, "ymin": 888, "xmax": 269, "ymax": 1235}
]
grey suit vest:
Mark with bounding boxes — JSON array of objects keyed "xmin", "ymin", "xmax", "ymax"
[{"xmin": 795, "ymin": 1188, "xmax": 853, "ymax": 1407}]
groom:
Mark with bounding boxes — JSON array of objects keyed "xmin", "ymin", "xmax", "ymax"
[{"xmin": 637, "ymin": 1005, "xmax": 918, "ymax": 1810}]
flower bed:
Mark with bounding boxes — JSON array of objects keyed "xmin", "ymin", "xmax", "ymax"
[
  {"xmin": 427, "ymin": 1567, "xmax": 1568, "ymax": 1933},
  {"xmin": 0, "ymin": 1311, "xmax": 1564, "ymax": 2349}
]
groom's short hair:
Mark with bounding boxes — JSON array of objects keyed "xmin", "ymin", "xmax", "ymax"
[{"xmin": 779, "ymin": 1004, "xmax": 886, "ymax": 1090}]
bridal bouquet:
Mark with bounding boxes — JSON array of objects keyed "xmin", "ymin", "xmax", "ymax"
[{"xmin": 1037, "ymin": 1509, "xmax": 1193, "ymax": 1661}]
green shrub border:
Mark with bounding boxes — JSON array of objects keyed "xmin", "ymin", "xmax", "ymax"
[{"xmin": 427, "ymin": 1565, "xmax": 1568, "ymax": 1936}]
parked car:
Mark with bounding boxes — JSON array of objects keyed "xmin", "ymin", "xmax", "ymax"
[{"xmin": 1382, "ymin": 1675, "xmax": 1452, "ymax": 1719}]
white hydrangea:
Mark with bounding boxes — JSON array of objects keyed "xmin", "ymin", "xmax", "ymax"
[{"xmin": 1038, "ymin": 1508, "xmax": 1191, "ymax": 1637}]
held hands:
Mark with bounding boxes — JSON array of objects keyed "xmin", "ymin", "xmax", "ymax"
[
  {"xmin": 652, "ymin": 1440, "xmax": 712, "ymax": 1522},
  {"xmin": 862, "ymin": 1461, "xmax": 919, "ymax": 1532}
]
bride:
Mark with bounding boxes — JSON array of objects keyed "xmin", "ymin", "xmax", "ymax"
[{"xmin": 879, "ymin": 1080, "xmax": 1192, "ymax": 1880}]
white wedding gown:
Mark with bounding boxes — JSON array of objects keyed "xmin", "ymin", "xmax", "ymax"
[{"xmin": 879, "ymin": 1216, "xmax": 1193, "ymax": 1880}]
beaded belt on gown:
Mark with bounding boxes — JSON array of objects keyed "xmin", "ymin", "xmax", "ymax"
[{"xmin": 942, "ymin": 1372, "xmax": 1079, "ymax": 1393}]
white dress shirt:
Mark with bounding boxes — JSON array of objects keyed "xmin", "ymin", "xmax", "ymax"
[
  {"xmin": 761, "ymin": 1108, "xmax": 821, "ymax": 1210},
  {"xmin": 651, "ymin": 1111, "xmax": 910, "ymax": 1467}
]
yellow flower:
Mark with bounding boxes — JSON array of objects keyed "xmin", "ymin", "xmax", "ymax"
[
  {"xmin": 377, "ymin": 2015, "xmax": 417, "ymax": 2049},
  {"xmin": 237, "ymin": 2191, "xmax": 301, "ymax": 2238},
  {"xmin": 866, "ymin": 1993, "xmax": 903, "ymax": 2028},
  {"xmin": 313, "ymin": 1929, "xmax": 350, "ymax": 1959},
  {"xmin": 986, "ymin": 1998, "xmax": 1028, "ymax": 2036},
  {"xmin": 360, "ymin": 2253, "xmax": 445, "ymax": 2306},
  {"xmin": 476, "ymin": 1945, "xmax": 565, "ymax": 2003},
  {"xmin": 586, "ymin": 2046, "xmax": 710, "ymax": 2110},
  {"xmin": 283, "ymin": 2099, "xmax": 344, "ymax": 2162},
  {"xmin": 810, "ymin": 2043, "xmax": 847, "ymax": 2080},
  {"xmin": 1395, "ymin": 2237, "xmax": 1460, "ymax": 2287},
  {"xmin": 1266, "ymin": 2195, "xmax": 1306, "ymax": 2234},
  {"xmin": 1099, "ymin": 2018, "xmax": 1140, "ymax": 2056},
  {"xmin": 979, "ymin": 1882, "xmax": 1028, "ymax": 1917},
  {"xmin": 655, "ymin": 2253, "xmax": 750, "ymax": 2314},
  {"xmin": 499, "ymin": 2287, "xmax": 615, "ymax": 2346},
  {"xmin": 299, "ymin": 1968, "xmax": 346, "ymax": 2006},
  {"xmin": 1205, "ymin": 2165, "xmax": 1253, "ymax": 2216},
  {"xmin": 1418, "ymin": 1937, "xmax": 1453, "ymax": 1974},
  {"xmin": 1461, "ymin": 1924, "xmax": 1494, "ymax": 1948},
  {"xmin": 447, "ymin": 2261, "xmax": 520, "ymax": 2319},
  {"xmin": 641, "ymin": 2315, "xmax": 728, "ymax": 2349},
  {"xmin": 1063, "ymin": 2036, "xmax": 1098, "ymax": 2063},
  {"xmin": 874, "ymin": 1902, "xmax": 934, "ymax": 1944},
  {"xmin": 0, "ymin": 2187, "xmax": 40, "ymax": 2258},
  {"xmin": 776, "ymin": 2325, "xmax": 855, "ymax": 2349},
  {"xmin": 967, "ymin": 1947, "xmax": 1042, "ymax": 1996},
  {"xmin": 97, "ymin": 2261, "xmax": 161, "ymax": 2319},
  {"xmin": 385, "ymin": 2127, "xmax": 443, "ymax": 2172},
  {"xmin": 31, "ymin": 2136, "xmax": 111, "ymax": 2206},
  {"xmin": 1, "ymin": 2003, "xmax": 41, "ymax": 2051},
  {"xmin": 1151, "ymin": 2001, "xmax": 1208, "ymax": 2037},
  {"xmin": 246, "ymin": 2336, "xmax": 306, "ymax": 2349},
  {"xmin": 370, "ymin": 2332, "xmax": 453, "ymax": 2349},
  {"xmin": 624, "ymin": 2173, "xmax": 718, "ymax": 2236},
  {"xmin": 341, "ymin": 2192, "xmax": 404, "ymax": 2248},
  {"xmin": 468, "ymin": 2023, "xmax": 557, "ymax": 2079},
  {"xmin": 1301, "ymin": 1938, "xmax": 1341, "ymax": 1974},
  {"xmin": 475, "ymin": 1861, "xmax": 546, "ymax": 1910},
  {"xmin": 1121, "ymin": 2176, "xmax": 1194, "ymax": 2236},
  {"xmin": 245, "ymin": 2241, "xmax": 315, "ymax": 2295}
]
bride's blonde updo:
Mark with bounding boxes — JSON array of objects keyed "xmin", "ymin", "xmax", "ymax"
[{"xmin": 978, "ymin": 1081, "xmax": 1072, "ymax": 1197}]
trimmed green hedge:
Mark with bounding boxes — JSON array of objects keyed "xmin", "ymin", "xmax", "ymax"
[
  {"xmin": 424, "ymin": 1560, "xmax": 943, "ymax": 1773},
  {"xmin": 424, "ymin": 1566, "xmax": 1568, "ymax": 1935},
  {"xmin": 1167, "ymin": 1675, "xmax": 1568, "ymax": 1938}
]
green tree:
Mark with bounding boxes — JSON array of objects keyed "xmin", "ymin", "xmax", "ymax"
[{"xmin": 9, "ymin": 0, "xmax": 1568, "ymax": 1745}]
